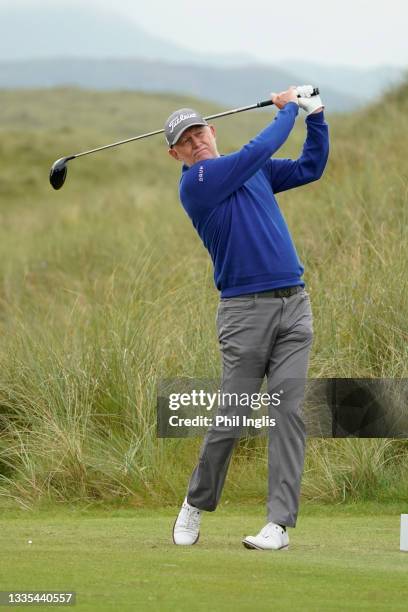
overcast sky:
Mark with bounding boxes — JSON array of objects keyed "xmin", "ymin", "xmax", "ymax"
[{"xmin": 3, "ymin": 0, "xmax": 408, "ymax": 67}]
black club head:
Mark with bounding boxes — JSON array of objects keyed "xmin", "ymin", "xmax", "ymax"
[{"xmin": 49, "ymin": 156, "xmax": 71, "ymax": 190}]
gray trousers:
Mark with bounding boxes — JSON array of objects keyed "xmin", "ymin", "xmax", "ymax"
[{"xmin": 187, "ymin": 289, "xmax": 313, "ymax": 527}]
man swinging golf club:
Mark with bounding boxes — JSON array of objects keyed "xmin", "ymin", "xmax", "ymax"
[{"xmin": 166, "ymin": 85, "xmax": 329, "ymax": 550}]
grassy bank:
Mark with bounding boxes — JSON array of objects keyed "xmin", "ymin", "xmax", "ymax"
[{"xmin": 0, "ymin": 84, "xmax": 407, "ymax": 509}]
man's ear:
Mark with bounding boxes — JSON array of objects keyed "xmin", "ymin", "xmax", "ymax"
[
  {"xmin": 209, "ymin": 124, "xmax": 216, "ymax": 138},
  {"xmin": 168, "ymin": 147, "xmax": 180, "ymax": 161}
]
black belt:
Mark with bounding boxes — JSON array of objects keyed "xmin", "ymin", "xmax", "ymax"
[{"xmin": 255, "ymin": 286, "xmax": 303, "ymax": 298}]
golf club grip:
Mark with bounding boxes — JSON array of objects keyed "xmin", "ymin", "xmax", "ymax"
[{"xmin": 258, "ymin": 87, "xmax": 320, "ymax": 107}]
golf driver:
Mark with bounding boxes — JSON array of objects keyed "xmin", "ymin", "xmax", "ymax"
[{"xmin": 49, "ymin": 87, "xmax": 320, "ymax": 190}]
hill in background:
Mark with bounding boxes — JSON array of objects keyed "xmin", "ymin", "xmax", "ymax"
[
  {"xmin": 0, "ymin": 3, "xmax": 257, "ymax": 66},
  {"xmin": 0, "ymin": 3, "xmax": 405, "ymax": 112},
  {"xmin": 0, "ymin": 58, "xmax": 360, "ymax": 112}
]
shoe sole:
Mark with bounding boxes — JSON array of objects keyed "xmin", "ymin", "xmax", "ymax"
[
  {"xmin": 242, "ymin": 539, "xmax": 289, "ymax": 551},
  {"xmin": 172, "ymin": 518, "xmax": 200, "ymax": 546}
]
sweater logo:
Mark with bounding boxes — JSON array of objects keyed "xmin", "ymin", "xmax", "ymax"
[{"xmin": 198, "ymin": 165, "xmax": 204, "ymax": 182}]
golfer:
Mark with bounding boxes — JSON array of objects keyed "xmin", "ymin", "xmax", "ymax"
[{"xmin": 165, "ymin": 86, "xmax": 329, "ymax": 550}]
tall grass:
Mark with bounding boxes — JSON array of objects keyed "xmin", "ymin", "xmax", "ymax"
[{"xmin": 0, "ymin": 84, "xmax": 407, "ymax": 510}]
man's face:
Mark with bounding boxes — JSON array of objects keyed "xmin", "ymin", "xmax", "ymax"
[{"xmin": 168, "ymin": 124, "xmax": 219, "ymax": 167}]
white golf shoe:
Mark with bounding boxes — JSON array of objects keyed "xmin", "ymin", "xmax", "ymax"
[
  {"xmin": 242, "ymin": 522, "xmax": 289, "ymax": 550},
  {"xmin": 172, "ymin": 498, "xmax": 202, "ymax": 545}
]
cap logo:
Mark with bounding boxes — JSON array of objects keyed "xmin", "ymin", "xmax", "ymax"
[{"xmin": 168, "ymin": 112, "xmax": 197, "ymax": 133}]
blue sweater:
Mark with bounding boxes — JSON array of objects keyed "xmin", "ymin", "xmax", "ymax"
[{"xmin": 179, "ymin": 102, "xmax": 329, "ymax": 297}]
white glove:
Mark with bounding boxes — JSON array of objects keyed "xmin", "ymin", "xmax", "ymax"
[{"xmin": 296, "ymin": 85, "xmax": 324, "ymax": 116}]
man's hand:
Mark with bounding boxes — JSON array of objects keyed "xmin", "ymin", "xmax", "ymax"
[
  {"xmin": 296, "ymin": 85, "xmax": 324, "ymax": 116},
  {"xmin": 271, "ymin": 86, "xmax": 299, "ymax": 109}
]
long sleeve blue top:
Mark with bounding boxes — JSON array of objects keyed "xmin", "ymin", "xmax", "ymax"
[{"xmin": 179, "ymin": 101, "xmax": 329, "ymax": 297}]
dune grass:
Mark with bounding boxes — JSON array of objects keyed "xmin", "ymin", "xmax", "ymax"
[{"xmin": 0, "ymin": 84, "xmax": 407, "ymax": 510}]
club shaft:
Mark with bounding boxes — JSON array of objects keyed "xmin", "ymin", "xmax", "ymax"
[
  {"xmin": 204, "ymin": 101, "xmax": 266, "ymax": 121},
  {"xmin": 73, "ymin": 103, "xmax": 266, "ymax": 159},
  {"xmin": 72, "ymin": 89, "xmax": 319, "ymax": 160},
  {"xmin": 74, "ymin": 128, "xmax": 165, "ymax": 159}
]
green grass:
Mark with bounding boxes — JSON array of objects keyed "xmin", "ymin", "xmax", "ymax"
[
  {"xmin": 1, "ymin": 504, "xmax": 408, "ymax": 611},
  {"xmin": 0, "ymin": 84, "xmax": 408, "ymax": 509}
]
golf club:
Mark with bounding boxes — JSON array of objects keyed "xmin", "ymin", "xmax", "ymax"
[{"xmin": 49, "ymin": 87, "xmax": 320, "ymax": 190}]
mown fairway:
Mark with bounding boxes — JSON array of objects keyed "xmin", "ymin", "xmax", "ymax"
[
  {"xmin": 0, "ymin": 85, "xmax": 407, "ymax": 510},
  {"xmin": 1, "ymin": 504, "xmax": 408, "ymax": 611}
]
